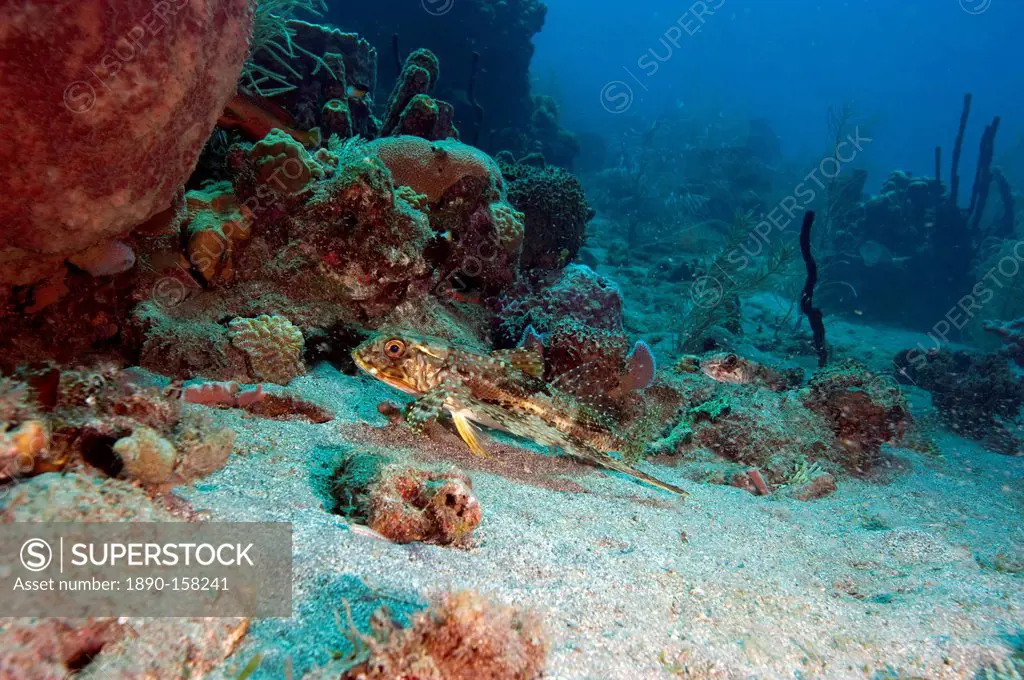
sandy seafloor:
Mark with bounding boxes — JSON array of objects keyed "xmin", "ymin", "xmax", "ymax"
[{"xmin": 178, "ymin": 305, "xmax": 1024, "ymax": 680}]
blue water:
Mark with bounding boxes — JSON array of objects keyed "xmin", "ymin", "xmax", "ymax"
[{"xmin": 534, "ymin": 0, "xmax": 1023, "ymax": 182}]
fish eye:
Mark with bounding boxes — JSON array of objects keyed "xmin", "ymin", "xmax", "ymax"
[
  {"xmin": 723, "ymin": 354, "xmax": 738, "ymax": 367},
  {"xmin": 383, "ymin": 339, "xmax": 406, "ymax": 359}
]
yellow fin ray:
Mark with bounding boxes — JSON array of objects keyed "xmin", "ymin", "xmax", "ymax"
[{"xmin": 452, "ymin": 412, "xmax": 489, "ymax": 458}]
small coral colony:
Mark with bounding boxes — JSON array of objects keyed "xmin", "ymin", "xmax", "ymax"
[{"xmin": 1, "ymin": 0, "xmax": 1022, "ymax": 678}]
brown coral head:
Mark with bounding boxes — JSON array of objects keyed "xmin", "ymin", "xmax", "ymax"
[{"xmin": 427, "ymin": 478, "xmax": 482, "ymax": 543}]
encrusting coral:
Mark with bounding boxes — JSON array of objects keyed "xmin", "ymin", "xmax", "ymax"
[
  {"xmin": 0, "ymin": 366, "xmax": 236, "ymax": 488},
  {"xmin": 800, "ymin": 360, "xmax": 908, "ymax": 472},
  {"xmin": 184, "ymin": 181, "xmax": 253, "ymax": 286},
  {"xmin": 340, "ymin": 590, "xmax": 547, "ymax": 680},
  {"xmin": 228, "ymin": 314, "xmax": 305, "ymax": 385}
]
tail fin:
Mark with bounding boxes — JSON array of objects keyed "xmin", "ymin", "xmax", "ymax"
[
  {"xmin": 598, "ymin": 454, "xmax": 689, "ymax": 496},
  {"xmin": 568, "ymin": 440, "xmax": 688, "ymax": 496}
]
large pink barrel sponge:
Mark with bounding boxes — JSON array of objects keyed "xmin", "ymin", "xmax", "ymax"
[{"xmin": 0, "ymin": 0, "xmax": 253, "ymax": 285}]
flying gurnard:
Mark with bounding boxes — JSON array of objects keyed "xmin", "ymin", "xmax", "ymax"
[{"xmin": 352, "ymin": 333, "xmax": 687, "ymax": 496}]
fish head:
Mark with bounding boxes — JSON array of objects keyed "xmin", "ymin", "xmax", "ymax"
[
  {"xmin": 699, "ymin": 352, "xmax": 748, "ymax": 384},
  {"xmin": 351, "ymin": 333, "xmax": 451, "ymax": 396}
]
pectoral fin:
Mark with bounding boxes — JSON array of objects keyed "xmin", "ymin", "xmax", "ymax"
[
  {"xmin": 405, "ymin": 390, "xmax": 447, "ymax": 433},
  {"xmin": 452, "ymin": 411, "xmax": 488, "ymax": 457}
]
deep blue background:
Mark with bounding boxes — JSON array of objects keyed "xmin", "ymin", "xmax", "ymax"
[{"xmin": 532, "ymin": 0, "xmax": 1023, "ymax": 183}]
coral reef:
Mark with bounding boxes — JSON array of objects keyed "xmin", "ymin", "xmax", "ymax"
[
  {"xmin": 361, "ymin": 135, "xmax": 525, "ymax": 292},
  {"xmin": 127, "ymin": 134, "xmax": 446, "ymax": 380},
  {"xmin": 134, "ymin": 312, "xmax": 250, "ymax": 384},
  {"xmin": 366, "ymin": 136, "xmax": 505, "ymax": 205},
  {"xmin": 985, "ymin": 317, "xmax": 1024, "ymax": 367},
  {"xmin": 341, "ymin": 591, "xmax": 547, "ymax": 680},
  {"xmin": 365, "ymin": 465, "xmax": 482, "ymax": 546},
  {"xmin": 380, "ymin": 49, "xmax": 456, "ymax": 140},
  {"xmin": 244, "ymin": 18, "xmax": 378, "ymax": 136},
  {"xmin": 0, "ymin": 12, "xmax": 600, "ymax": 378},
  {"xmin": 893, "ymin": 348, "xmax": 1023, "ymax": 454},
  {"xmin": 324, "ymin": 0, "xmax": 548, "ymax": 158},
  {"xmin": 589, "ymin": 115, "xmax": 775, "ymax": 247},
  {"xmin": 666, "ymin": 384, "xmax": 840, "ymax": 484},
  {"xmin": 496, "ymin": 95, "xmax": 581, "ymax": 168},
  {"xmin": 499, "ymin": 265, "xmax": 624, "ymax": 336},
  {"xmin": 821, "ymin": 94, "xmax": 1016, "ymax": 329},
  {"xmin": 644, "ymin": 358, "xmax": 908, "ymax": 492},
  {"xmin": 800, "ymin": 361, "xmax": 909, "ymax": 472},
  {"xmin": 0, "ymin": 0, "xmax": 253, "ymax": 287},
  {"xmin": 228, "ymin": 314, "xmax": 305, "ymax": 385},
  {"xmin": 493, "ymin": 264, "xmax": 655, "ymax": 393}
]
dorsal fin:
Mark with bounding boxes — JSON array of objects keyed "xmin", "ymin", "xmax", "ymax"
[
  {"xmin": 549, "ymin": 387, "xmax": 618, "ymax": 431},
  {"xmin": 618, "ymin": 340, "xmax": 657, "ymax": 392},
  {"xmin": 548, "ymin": 362, "xmax": 621, "ymax": 424},
  {"xmin": 491, "ymin": 347, "xmax": 544, "ymax": 378},
  {"xmin": 550, "ymin": 362, "xmax": 617, "ymax": 398}
]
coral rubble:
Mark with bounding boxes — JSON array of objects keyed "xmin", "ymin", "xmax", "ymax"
[
  {"xmin": 341, "ymin": 591, "xmax": 547, "ymax": 680},
  {"xmin": 365, "ymin": 465, "xmax": 482, "ymax": 546},
  {"xmin": 1, "ymin": 366, "xmax": 235, "ymax": 489}
]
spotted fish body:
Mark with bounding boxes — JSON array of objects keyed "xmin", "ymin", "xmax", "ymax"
[
  {"xmin": 352, "ymin": 334, "xmax": 687, "ymax": 496},
  {"xmin": 698, "ymin": 352, "xmax": 802, "ymax": 392}
]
